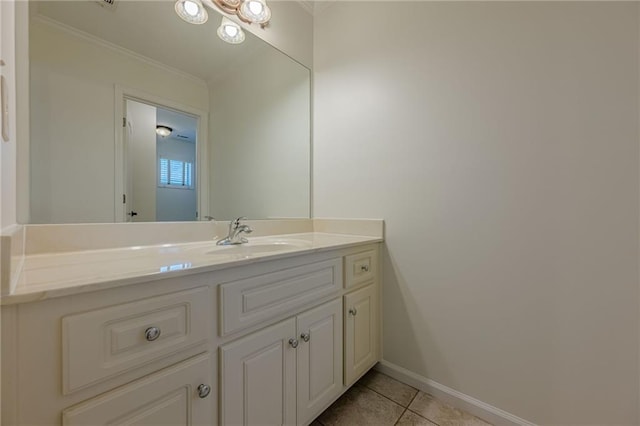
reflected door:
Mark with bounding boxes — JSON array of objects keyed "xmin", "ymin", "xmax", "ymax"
[
  {"xmin": 123, "ymin": 98, "xmax": 199, "ymax": 222},
  {"xmin": 124, "ymin": 99, "xmax": 157, "ymax": 222}
]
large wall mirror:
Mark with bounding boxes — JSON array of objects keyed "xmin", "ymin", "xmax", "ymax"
[{"xmin": 25, "ymin": 0, "xmax": 311, "ymax": 223}]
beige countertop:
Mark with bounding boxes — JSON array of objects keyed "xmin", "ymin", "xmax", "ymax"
[{"xmin": 2, "ymin": 232, "xmax": 382, "ymax": 305}]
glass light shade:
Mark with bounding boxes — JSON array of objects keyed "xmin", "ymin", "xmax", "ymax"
[
  {"xmin": 217, "ymin": 17, "xmax": 245, "ymax": 44},
  {"xmin": 156, "ymin": 126, "xmax": 173, "ymax": 137},
  {"xmin": 238, "ymin": 0, "xmax": 271, "ymax": 24},
  {"xmin": 175, "ymin": 0, "xmax": 208, "ymax": 24}
]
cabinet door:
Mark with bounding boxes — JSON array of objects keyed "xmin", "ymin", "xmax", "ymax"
[
  {"xmin": 297, "ymin": 299, "xmax": 343, "ymax": 425},
  {"xmin": 220, "ymin": 318, "xmax": 297, "ymax": 426},
  {"xmin": 344, "ymin": 284, "xmax": 379, "ymax": 386},
  {"xmin": 62, "ymin": 353, "xmax": 213, "ymax": 426}
]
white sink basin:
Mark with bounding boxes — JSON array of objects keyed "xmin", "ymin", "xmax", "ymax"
[
  {"xmin": 177, "ymin": 237, "xmax": 313, "ymax": 258},
  {"xmin": 206, "ymin": 239, "xmax": 312, "ymax": 256}
]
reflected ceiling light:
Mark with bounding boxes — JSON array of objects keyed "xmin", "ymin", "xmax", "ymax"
[
  {"xmin": 175, "ymin": 0, "xmax": 208, "ymax": 25},
  {"xmin": 217, "ymin": 17, "xmax": 245, "ymax": 44},
  {"xmin": 175, "ymin": 0, "xmax": 272, "ymax": 27},
  {"xmin": 213, "ymin": 0, "xmax": 242, "ymax": 14},
  {"xmin": 156, "ymin": 125, "xmax": 173, "ymax": 137},
  {"xmin": 238, "ymin": 0, "xmax": 270, "ymax": 25}
]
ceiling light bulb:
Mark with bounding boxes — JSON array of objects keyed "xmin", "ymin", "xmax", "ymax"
[
  {"xmin": 175, "ymin": 0, "xmax": 208, "ymax": 25},
  {"xmin": 183, "ymin": 0, "xmax": 199, "ymax": 16},
  {"xmin": 217, "ymin": 17, "xmax": 245, "ymax": 44},
  {"xmin": 224, "ymin": 25, "xmax": 239, "ymax": 37},
  {"xmin": 248, "ymin": 1, "xmax": 263, "ymax": 15},
  {"xmin": 156, "ymin": 126, "xmax": 173, "ymax": 137},
  {"xmin": 238, "ymin": 0, "xmax": 271, "ymax": 24}
]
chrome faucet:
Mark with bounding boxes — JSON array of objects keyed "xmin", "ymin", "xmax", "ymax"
[{"xmin": 216, "ymin": 217, "xmax": 253, "ymax": 245}]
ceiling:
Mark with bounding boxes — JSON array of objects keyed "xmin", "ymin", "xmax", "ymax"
[
  {"xmin": 156, "ymin": 107, "xmax": 198, "ymax": 144},
  {"xmin": 32, "ymin": 0, "xmax": 267, "ymax": 82}
]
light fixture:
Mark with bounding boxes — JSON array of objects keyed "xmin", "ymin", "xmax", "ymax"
[
  {"xmin": 238, "ymin": 0, "xmax": 270, "ymax": 25},
  {"xmin": 213, "ymin": 0, "xmax": 242, "ymax": 14},
  {"xmin": 175, "ymin": 0, "xmax": 208, "ymax": 25},
  {"xmin": 217, "ymin": 17, "xmax": 245, "ymax": 44},
  {"xmin": 175, "ymin": 0, "xmax": 271, "ymax": 27},
  {"xmin": 156, "ymin": 125, "xmax": 173, "ymax": 137}
]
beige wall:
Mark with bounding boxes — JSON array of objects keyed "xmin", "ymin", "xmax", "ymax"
[
  {"xmin": 313, "ymin": 2, "xmax": 639, "ymax": 424},
  {"xmin": 1, "ymin": 0, "xmax": 17, "ymax": 230},
  {"xmin": 0, "ymin": 0, "xmax": 17, "ymax": 412},
  {"xmin": 209, "ymin": 45, "xmax": 310, "ymax": 220},
  {"xmin": 28, "ymin": 19, "xmax": 208, "ymax": 223}
]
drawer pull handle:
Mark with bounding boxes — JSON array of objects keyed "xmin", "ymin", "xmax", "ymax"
[
  {"xmin": 289, "ymin": 338, "xmax": 299, "ymax": 348},
  {"xmin": 360, "ymin": 265, "xmax": 370, "ymax": 272},
  {"xmin": 197, "ymin": 384, "xmax": 211, "ymax": 399},
  {"xmin": 145, "ymin": 327, "xmax": 161, "ymax": 342},
  {"xmin": 349, "ymin": 308, "xmax": 358, "ymax": 316},
  {"xmin": 300, "ymin": 332, "xmax": 310, "ymax": 342}
]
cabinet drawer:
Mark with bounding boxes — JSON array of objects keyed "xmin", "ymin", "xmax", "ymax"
[
  {"xmin": 344, "ymin": 249, "xmax": 376, "ymax": 288},
  {"xmin": 220, "ymin": 258, "xmax": 342, "ymax": 336},
  {"xmin": 62, "ymin": 286, "xmax": 211, "ymax": 394},
  {"xmin": 62, "ymin": 353, "xmax": 213, "ymax": 426}
]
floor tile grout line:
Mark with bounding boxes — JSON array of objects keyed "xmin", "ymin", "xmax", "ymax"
[
  {"xmin": 405, "ymin": 391, "xmax": 444, "ymax": 426},
  {"xmin": 358, "ymin": 383, "xmax": 427, "ymax": 426},
  {"xmin": 371, "ymin": 372, "xmax": 465, "ymax": 426},
  {"xmin": 406, "ymin": 407, "xmax": 443, "ymax": 426},
  {"xmin": 405, "ymin": 391, "xmax": 442, "ymax": 426},
  {"xmin": 358, "ymin": 382, "xmax": 416, "ymax": 409},
  {"xmin": 359, "ymin": 372, "xmax": 420, "ymax": 408},
  {"xmin": 406, "ymin": 390, "xmax": 419, "ymax": 408},
  {"xmin": 392, "ymin": 407, "xmax": 409, "ymax": 426},
  {"xmin": 315, "ymin": 372, "xmax": 486, "ymax": 426}
]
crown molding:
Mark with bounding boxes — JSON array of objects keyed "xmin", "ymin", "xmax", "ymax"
[
  {"xmin": 293, "ymin": 0, "xmax": 314, "ymax": 15},
  {"xmin": 32, "ymin": 14, "xmax": 208, "ymax": 87},
  {"xmin": 291, "ymin": 0, "xmax": 337, "ymax": 16}
]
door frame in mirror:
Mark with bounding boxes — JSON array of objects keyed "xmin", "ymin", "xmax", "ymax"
[{"xmin": 114, "ymin": 85, "xmax": 209, "ymax": 222}]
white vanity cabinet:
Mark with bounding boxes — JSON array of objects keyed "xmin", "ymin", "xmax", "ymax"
[
  {"xmin": 344, "ymin": 284, "xmax": 378, "ymax": 386},
  {"xmin": 1, "ymin": 273, "xmax": 217, "ymax": 426},
  {"xmin": 220, "ymin": 299, "xmax": 343, "ymax": 426},
  {"xmin": 62, "ymin": 353, "xmax": 214, "ymax": 426},
  {"xmin": 343, "ymin": 248, "xmax": 380, "ymax": 386},
  {"xmin": 218, "ymin": 245, "xmax": 380, "ymax": 426},
  {"xmin": 296, "ymin": 299, "xmax": 344, "ymax": 424},
  {"xmin": 220, "ymin": 318, "xmax": 298, "ymax": 425},
  {"xmin": 1, "ymin": 241, "xmax": 381, "ymax": 426}
]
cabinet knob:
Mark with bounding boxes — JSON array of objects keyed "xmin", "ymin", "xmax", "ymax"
[
  {"xmin": 145, "ymin": 326, "xmax": 161, "ymax": 341},
  {"xmin": 300, "ymin": 332, "xmax": 310, "ymax": 342},
  {"xmin": 348, "ymin": 308, "xmax": 358, "ymax": 316},
  {"xmin": 197, "ymin": 384, "xmax": 211, "ymax": 399},
  {"xmin": 360, "ymin": 265, "xmax": 370, "ymax": 272},
  {"xmin": 289, "ymin": 338, "xmax": 299, "ymax": 348}
]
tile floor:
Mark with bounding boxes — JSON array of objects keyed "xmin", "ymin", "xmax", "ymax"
[{"xmin": 312, "ymin": 370, "xmax": 492, "ymax": 426}]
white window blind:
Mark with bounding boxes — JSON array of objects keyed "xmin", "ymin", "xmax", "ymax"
[{"xmin": 159, "ymin": 158, "xmax": 194, "ymax": 188}]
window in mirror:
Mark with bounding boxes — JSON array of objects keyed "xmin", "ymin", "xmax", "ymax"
[{"xmin": 159, "ymin": 159, "xmax": 194, "ymax": 188}]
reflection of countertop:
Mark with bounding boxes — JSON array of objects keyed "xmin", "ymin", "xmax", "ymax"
[{"xmin": 3, "ymin": 232, "xmax": 382, "ymax": 305}]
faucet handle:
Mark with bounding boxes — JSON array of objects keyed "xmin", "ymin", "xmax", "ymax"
[{"xmin": 232, "ymin": 216, "xmax": 248, "ymax": 228}]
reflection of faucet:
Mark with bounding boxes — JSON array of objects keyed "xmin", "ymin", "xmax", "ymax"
[{"xmin": 216, "ymin": 217, "xmax": 253, "ymax": 245}]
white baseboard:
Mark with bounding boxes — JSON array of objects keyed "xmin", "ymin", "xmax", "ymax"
[{"xmin": 375, "ymin": 360, "xmax": 537, "ymax": 426}]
